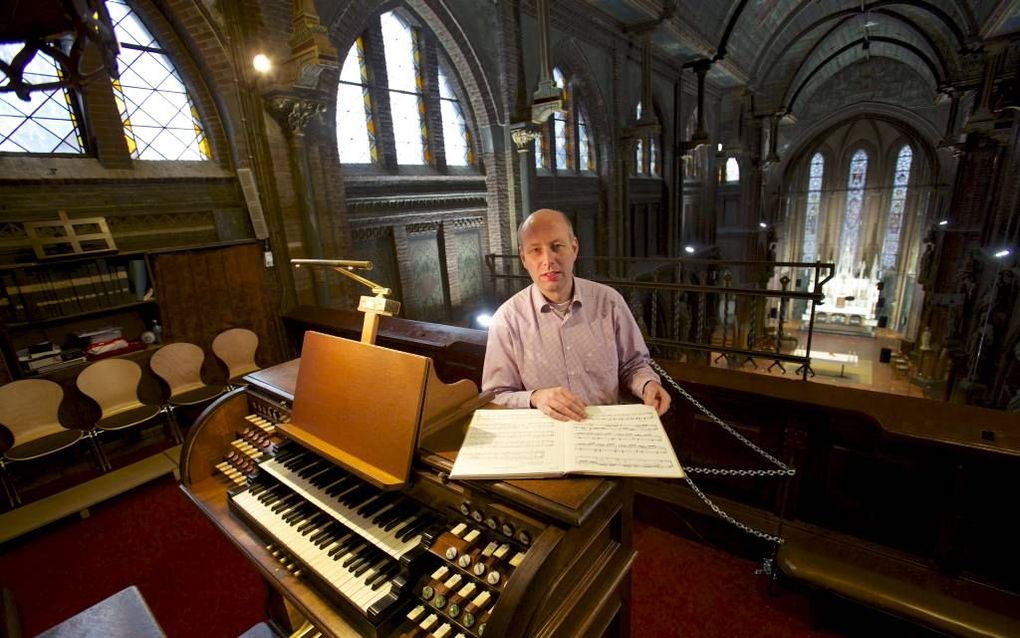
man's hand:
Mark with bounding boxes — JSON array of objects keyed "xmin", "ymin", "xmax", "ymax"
[
  {"xmin": 642, "ymin": 381, "xmax": 671, "ymax": 416},
  {"xmin": 530, "ymin": 387, "xmax": 587, "ymax": 421}
]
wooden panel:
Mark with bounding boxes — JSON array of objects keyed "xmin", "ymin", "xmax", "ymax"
[{"xmin": 286, "ymin": 331, "xmax": 429, "ymax": 489}]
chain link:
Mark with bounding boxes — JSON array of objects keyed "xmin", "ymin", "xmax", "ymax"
[
  {"xmin": 650, "ymin": 359, "xmax": 794, "ymax": 545},
  {"xmin": 650, "ymin": 360, "xmax": 794, "ymax": 476}
]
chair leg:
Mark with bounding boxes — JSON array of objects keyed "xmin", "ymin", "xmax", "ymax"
[
  {"xmin": 88, "ymin": 431, "xmax": 112, "ymax": 472},
  {"xmin": 164, "ymin": 405, "xmax": 183, "ymax": 444},
  {"xmin": 0, "ymin": 460, "xmax": 21, "ymax": 508}
]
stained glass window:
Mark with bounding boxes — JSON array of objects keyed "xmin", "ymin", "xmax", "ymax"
[
  {"xmin": 337, "ymin": 37, "xmax": 375, "ymax": 163},
  {"xmin": 0, "ymin": 44, "xmax": 84, "ymax": 153},
  {"xmin": 438, "ymin": 64, "xmax": 470, "ymax": 166},
  {"xmin": 634, "ymin": 102, "xmax": 644, "ymax": 174},
  {"xmin": 803, "ymin": 153, "xmax": 824, "ymax": 262},
  {"xmin": 381, "ymin": 11, "xmax": 427, "ymax": 165},
  {"xmin": 649, "ymin": 138, "xmax": 658, "ymax": 175},
  {"xmin": 552, "ymin": 68, "xmax": 570, "ymax": 169},
  {"xmin": 839, "ymin": 149, "xmax": 868, "ymax": 270},
  {"xmin": 881, "ymin": 145, "xmax": 913, "ymax": 269},
  {"xmin": 107, "ymin": 0, "xmax": 210, "ymax": 160},
  {"xmin": 578, "ymin": 111, "xmax": 591, "ymax": 171},
  {"xmin": 534, "ymin": 130, "xmax": 547, "ymax": 169},
  {"xmin": 725, "ymin": 157, "xmax": 740, "ymax": 182}
]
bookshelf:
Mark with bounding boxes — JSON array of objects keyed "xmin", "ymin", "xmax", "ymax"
[{"xmin": 0, "ymin": 252, "xmax": 162, "ymax": 380}]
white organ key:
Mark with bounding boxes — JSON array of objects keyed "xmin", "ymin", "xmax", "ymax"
[
  {"xmin": 232, "ymin": 489, "xmax": 397, "ymax": 614},
  {"xmin": 260, "ymin": 454, "xmax": 429, "ymax": 559}
]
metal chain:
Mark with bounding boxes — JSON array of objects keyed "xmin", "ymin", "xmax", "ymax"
[
  {"xmin": 648, "ymin": 359, "xmax": 794, "ymax": 545},
  {"xmin": 650, "ymin": 360, "xmax": 794, "ymax": 476},
  {"xmin": 683, "ymin": 474, "xmax": 785, "ymax": 545}
]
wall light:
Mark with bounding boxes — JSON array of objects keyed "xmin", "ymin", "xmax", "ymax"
[
  {"xmin": 475, "ymin": 312, "xmax": 493, "ymax": 328},
  {"xmin": 684, "ymin": 246, "xmax": 696, "ymax": 254},
  {"xmin": 252, "ymin": 53, "xmax": 273, "ymax": 74},
  {"xmin": 994, "ymin": 249, "xmax": 1011, "ymax": 259},
  {"xmin": 759, "ymin": 221, "xmax": 768, "ymax": 229},
  {"xmin": 938, "ymin": 220, "xmax": 949, "ymax": 226}
]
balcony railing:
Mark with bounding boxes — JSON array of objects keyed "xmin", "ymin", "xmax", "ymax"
[{"xmin": 484, "ymin": 254, "xmax": 836, "ymax": 381}]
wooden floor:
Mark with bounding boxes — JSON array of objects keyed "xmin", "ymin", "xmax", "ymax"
[{"xmin": 710, "ymin": 327, "xmax": 926, "ymax": 399}]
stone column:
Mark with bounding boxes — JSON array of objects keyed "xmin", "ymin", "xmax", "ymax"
[{"xmin": 266, "ymin": 94, "xmax": 329, "ymax": 305}]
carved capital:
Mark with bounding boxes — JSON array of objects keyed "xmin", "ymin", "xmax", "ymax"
[
  {"xmin": 511, "ymin": 126, "xmax": 542, "ymax": 151},
  {"xmin": 266, "ymin": 95, "xmax": 326, "ymax": 136}
]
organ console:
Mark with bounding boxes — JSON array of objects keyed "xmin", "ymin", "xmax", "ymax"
[{"xmin": 179, "ymin": 332, "xmax": 634, "ymax": 637}]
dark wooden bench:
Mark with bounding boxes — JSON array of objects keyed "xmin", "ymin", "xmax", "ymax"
[{"xmin": 777, "ymin": 542, "xmax": 1020, "ymax": 638}]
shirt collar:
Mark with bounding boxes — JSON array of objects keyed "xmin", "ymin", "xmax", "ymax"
[{"xmin": 531, "ymin": 278, "xmax": 585, "ymax": 313}]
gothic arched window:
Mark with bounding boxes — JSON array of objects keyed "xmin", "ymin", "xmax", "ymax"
[
  {"xmin": 839, "ymin": 149, "xmax": 869, "ymax": 270},
  {"xmin": 881, "ymin": 145, "xmax": 913, "ymax": 270},
  {"xmin": 725, "ymin": 157, "xmax": 740, "ymax": 182},
  {"xmin": 803, "ymin": 153, "xmax": 824, "ymax": 261},
  {"xmin": 107, "ymin": 0, "xmax": 210, "ymax": 160},
  {"xmin": 0, "ymin": 45, "xmax": 85, "ymax": 154},
  {"xmin": 634, "ymin": 102, "xmax": 644, "ymax": 175},
  {"xmin": 337, "ymin": 37, "xmax": 375, "ymax": 163},
  {"xmin": 336, "ymin": 9, "xmax": 475, "ymax": 169},
  {"xmin": 536, "ymin": 67, "xmax": 595, "ymax": 174},
  {"xmin": 552, "ymin": 68, "xmax": 570, "ymax": 169}
]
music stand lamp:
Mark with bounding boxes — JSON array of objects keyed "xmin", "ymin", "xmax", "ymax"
[{"xmin": 291, "ymin": 259, "xmax": 401, "ymax": 345}]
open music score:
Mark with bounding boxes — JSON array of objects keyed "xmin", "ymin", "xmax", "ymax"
[{"xmin": 449, "ymin": 404, "xmax": 685, "ymax": 480}]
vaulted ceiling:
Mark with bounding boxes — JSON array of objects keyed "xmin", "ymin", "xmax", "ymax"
[{"xmin": 585, "ymin": 0, "xmax": 1020, "ymax": 113}]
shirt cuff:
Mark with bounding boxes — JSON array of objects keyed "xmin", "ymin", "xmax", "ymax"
[
  {"xmin": 489, "ymin": 389, "xmax": 534, "ymax": 409},
  {"xmin": 629, "ymin": 371, "xmax": 660, "ymax": 400}
]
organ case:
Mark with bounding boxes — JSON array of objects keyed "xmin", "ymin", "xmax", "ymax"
[{"xmin": 179, "ymin": 338, "xmax": 634, "ymax": 637}]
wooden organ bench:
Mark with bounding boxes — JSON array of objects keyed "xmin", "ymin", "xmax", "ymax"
[{"xmin": 777, "ymin": 541, "xmax": 1020, "ymax": 637}]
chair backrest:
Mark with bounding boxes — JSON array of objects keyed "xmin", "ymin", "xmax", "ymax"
[
  {"xmin": 149, "ymin": 342, "xmax": 207, "ymax": 398},
  {"xmin": 0, "ymin": 379, "xmax": 66, "ymax": 449},
  {"xmin": 77, "ymin": 358, "xmax": 146, "ymax": 419},
  {"xmin": 211, "ymin": 328, "xmax": 260, "ymax": 379}
]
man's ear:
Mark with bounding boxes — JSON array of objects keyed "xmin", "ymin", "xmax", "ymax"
[{"xmin": 571, "ymin": 236, "xmax": 579, "ymax": 255}]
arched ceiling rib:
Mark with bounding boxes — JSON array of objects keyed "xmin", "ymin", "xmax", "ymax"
[
  {"xmin": 786, "ymin": 39, "xmax": 941, "ymax": 112},
  {"xmin": 578, "ymin": 0, "xmax": 1017, "ymax": 92}
]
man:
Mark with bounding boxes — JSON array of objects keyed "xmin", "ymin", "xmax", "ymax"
[{"xmin": 482, "ymin": 208, "xmax": 671, "ymax": 421}]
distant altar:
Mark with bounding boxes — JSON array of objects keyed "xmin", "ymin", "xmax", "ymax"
[{"xmin": 801, "ymin": 268, "xmax": 879, "ymax": 336}]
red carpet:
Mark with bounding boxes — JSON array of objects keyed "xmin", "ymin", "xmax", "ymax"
[
  {"xmin": 0, "ymin": 476, "xmax": 838, "ymax": 637},
  {"xmin": 0, "ymin": 475, "xmax": 265, "ymax": 637},
  {"xmin": 631, "ymin": 522, "xmax": 840, "ymax": 638}
]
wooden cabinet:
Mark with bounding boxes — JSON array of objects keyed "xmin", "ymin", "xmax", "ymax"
[{"xmin": 0, "ymin": 252, "xmax": 163, "ymax": 381}]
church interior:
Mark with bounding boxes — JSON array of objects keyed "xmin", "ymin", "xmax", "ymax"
[{"xmin": 1, "ymin": 0, "xmax": 1019, "ymax": 636}]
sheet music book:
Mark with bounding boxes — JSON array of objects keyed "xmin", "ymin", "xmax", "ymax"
[{"xmin": 449, "ymin": 404, "xmax": 685, "ymax": 480}]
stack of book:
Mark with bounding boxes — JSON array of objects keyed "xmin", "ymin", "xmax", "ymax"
[
  {"xmin": 73, "ymin": 326, "xmax": 146, "ymax": 360},
  {"xmin": 17, "ymin": 342, "xmax": 87, "ymax": 375}
]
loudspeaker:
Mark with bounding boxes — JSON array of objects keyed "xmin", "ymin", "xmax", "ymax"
[
  {"xmin": 880, "ymin": 347, "xmax": 892, "ymax": 363},
  {"xmin": 237, "ymin": 168, "xmax": 269, "ymax": 240}
]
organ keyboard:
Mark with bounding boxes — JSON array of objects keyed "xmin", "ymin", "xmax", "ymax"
[{"xmin": 180, "ymin": 351, "xmax": 634, "ymax": 637}]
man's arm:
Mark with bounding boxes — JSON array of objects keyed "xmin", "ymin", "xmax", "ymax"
[
  {"xmin": 614, "ymin": 301, "xmax": 671, "ymax": 415},
  {"xmin": 481, "ymin": 312, "xmax": 533, "ymax": 408}
]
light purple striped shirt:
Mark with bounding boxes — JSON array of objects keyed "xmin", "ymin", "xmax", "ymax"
[{"xmin": 482, "ymin": 278, "xmax": 660, "ymax": 408}]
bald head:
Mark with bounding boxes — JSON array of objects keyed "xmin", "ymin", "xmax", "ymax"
[
  {"xmin": 517, "ymin": 208, "xmax": 579, "ymax": 304},
  {"xmin": 518, "ymin": 209, "xmax": 575, "ymax": 247}
]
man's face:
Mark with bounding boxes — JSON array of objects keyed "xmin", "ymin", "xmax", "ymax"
[{"xmin": 519, "ymin": 214, "xmax": 579, "ymax": 303}]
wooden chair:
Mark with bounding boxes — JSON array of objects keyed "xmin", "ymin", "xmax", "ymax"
[
  {"xmin": 149, "ymin": 343, "xmax": 227, "ymax": 439},
  {"xmin": 76, "ymin": 358, "xmax": 172, "ymax": 448},
  {"xmin": 211, "ymin": 328, "xmax": 260, "ymax": 387},
  {"xmin": 0, "ymin": 379, "xmax": 107, "ymax": 506}
]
